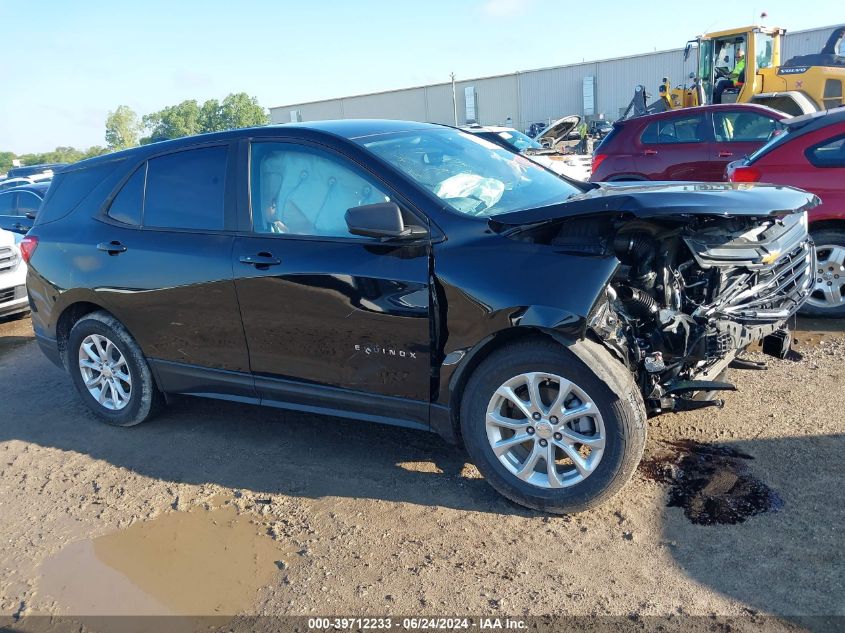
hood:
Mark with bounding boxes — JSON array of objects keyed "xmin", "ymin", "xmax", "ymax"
[
  {"xmin": 534, "ymin": 115, "xmax": 581, "ymax": 146},
  {"xmin": 490, "ymin": 182, "xmax": 819, "ymax": 227}
]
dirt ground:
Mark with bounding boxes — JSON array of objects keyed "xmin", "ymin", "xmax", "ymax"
[{"xmin": 0, "ymin": 313, "xmax": 842, "ymax": 630}]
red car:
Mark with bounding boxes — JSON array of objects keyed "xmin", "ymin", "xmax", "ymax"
[
  {"xmin": 727, "ymin": 106, "xmax": 845, "ymax": 317},
  {"xmin": 591, "ymin": 104, "xmax": 787, "ymax": 183}
]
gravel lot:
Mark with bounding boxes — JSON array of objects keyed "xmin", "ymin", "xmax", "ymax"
[{"xmin": 0, "ymin": 313, "xmax": 842, "ymax": 630}]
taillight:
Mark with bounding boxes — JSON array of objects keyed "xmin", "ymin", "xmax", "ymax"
[
  {"xmin": 19, "ymin": 235, "xmax": 38, "ymax": 264},
  {"xmin": 729, "ymin": 166, "xmax": 761, "ymax": 183},
  {"xmin": 591, "ymin": 153, "xmax": 608, "ymax": 173}
]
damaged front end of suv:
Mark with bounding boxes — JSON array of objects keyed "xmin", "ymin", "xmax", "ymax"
[{"xmin": 492, "ymin": 182, "xmax": 817, "ymax": 416}]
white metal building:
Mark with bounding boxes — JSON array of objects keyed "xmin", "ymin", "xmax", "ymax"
[{"xmin": 270, "ymin": 25, "xmax": 837, "ymax": 131}]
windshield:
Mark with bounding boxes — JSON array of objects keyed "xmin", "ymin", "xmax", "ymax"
[
  {"xmin": 358, "ymin": 128, "xmax": 582, "ymax": 217},
  {"xmin": 495, "ymin": 129, "xmax": 543, "ymax": 151},
  {"xmin": 756, "ymin": 32, "xmax": 774, "ymax": 69}
]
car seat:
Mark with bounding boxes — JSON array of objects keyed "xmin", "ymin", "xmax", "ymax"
[{"xmin": 268, "ymin": 152, "xmax": 387, "ymax": 236}]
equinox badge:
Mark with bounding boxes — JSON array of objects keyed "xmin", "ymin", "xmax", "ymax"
[{"xmin": 355, "ymin": 344, "xmax": 417, "ymax": 359}]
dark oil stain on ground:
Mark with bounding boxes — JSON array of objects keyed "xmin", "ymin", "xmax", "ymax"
[{"xmin": 639, "ymin": 440, "xmax": 784, "ymax": 525}]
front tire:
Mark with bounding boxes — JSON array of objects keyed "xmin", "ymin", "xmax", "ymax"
[
  {"xmin": 802, "ymin": 229, "xmax": 845, "ymax": 318},
  {"xmin": 460, "ymin": 338, "xmax": 646, "ymax": 514},
  {"xmin": 68, "ymin": 311, "xmax": 164, "ymax": 427}
]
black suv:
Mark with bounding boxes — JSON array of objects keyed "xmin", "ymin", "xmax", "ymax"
[{"xmin": 24, "ymin": 121, "xmax": 815, "ymax": 513}]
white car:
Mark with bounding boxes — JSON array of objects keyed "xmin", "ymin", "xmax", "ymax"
[
  {"xmin": 0, "ymin": 229, "xmax": 28, "ymax": 318},
  {"xmin": 527, "ymin": 152, "xmax": 592, "ymax": 182},
  {"xmin": 461, "ymin": 123, "xmax": 592, "ymax": 181}
]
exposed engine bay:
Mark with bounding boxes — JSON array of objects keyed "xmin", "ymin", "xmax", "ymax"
[{"xmin": 508, "ymin": 208, "xmax": 814, "ymax": 415}]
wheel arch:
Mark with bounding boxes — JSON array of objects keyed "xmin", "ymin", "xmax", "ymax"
[
  {"xmin": 809, "ymin": 218, "xmax": 845, "ymax": 236},
  {"xmin": 55, "ymin": 301, "xmax": 118, "ymax": 370},
  {"xmin": 445, "ymin": 326, "xmax": 578, "ymax": 444}
]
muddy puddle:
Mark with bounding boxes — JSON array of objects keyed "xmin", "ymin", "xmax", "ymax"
[
  {"xmin": 37, "ymin": 504, "xmax": 290, "ymax": 615},
  {"xmin": 640, "ymin": 440, "xmax": 783, "ymax": 525}
]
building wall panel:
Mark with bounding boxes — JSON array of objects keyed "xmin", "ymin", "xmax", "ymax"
[
  {"xmin": 424, "ymin": 83, "xmax": 457, "ymax": 125},
  {"xmin": 341, "ymin": 88, "xmax": 428, "ymax": 121},
  {"xmin": 270, "ymin": 99, "xmax": 343, "ymax": 123},
  {"xmin": 269, "ymin": 26, "xmax": 837, "ymax": 128},
  {"xmin": 783, "ymin": 27, "xmax": 833, "ymax": 60}
]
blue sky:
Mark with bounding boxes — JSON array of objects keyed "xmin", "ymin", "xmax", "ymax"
[{"xmin": 0, "ymin": 0, "xmax": 840, "ymax": 153}]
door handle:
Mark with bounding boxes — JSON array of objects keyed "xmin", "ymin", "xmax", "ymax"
[
  {"xmin": 97, "ymin": 241, "xmax": 127, "ymax": 255},
  {"xmin": 643, "ymin": 149, "xmax": 659, "ymax": 156},
  {"xmin": 239, "ymin": 253, "xmax": 281, "ymax": 267},
  {"xmin": 718, "ymin": 151, "xmax": 734, "ymax": 157}
]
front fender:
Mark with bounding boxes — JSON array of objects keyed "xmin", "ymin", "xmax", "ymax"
[{"xmin": 432, "ymin": 234, "xmax": 619, "ymax": 410}]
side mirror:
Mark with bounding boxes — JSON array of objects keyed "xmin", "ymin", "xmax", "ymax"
[
  {"xmin": 345, "ymin": 202, "xmax": 427, "ymax": 240},
  {"xmin": 684, "ymin": 43, "xmax": 691, "ymax": 61}
]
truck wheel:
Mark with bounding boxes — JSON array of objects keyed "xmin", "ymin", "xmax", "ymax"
[
  {"xmin": 803, "ymin": 229, "xmax": 845, "ymax": 318},
  {"xmin": 460, "ymin": 338, "xmax": 646, "ymax": 514},
  {"xmin": 68, "ymin": 311, "xmax": 164, "ymax": 427}
]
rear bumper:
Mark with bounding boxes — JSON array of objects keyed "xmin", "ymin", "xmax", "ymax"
[
  {"xmin": 34, "ymin": 331, "xmax": 63, "ymax": 369},
  {"xmin": 0, "ymin": 284, "xmax": 28, "ymax": 318}
]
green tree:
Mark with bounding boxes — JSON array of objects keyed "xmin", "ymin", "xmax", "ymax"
[
  {"xmin": 220, "ymin": 92, "xmax": 269, "ymax": 128},
  {"xmin": 142, "ymin": 100, "xmax": 202, "ymax": 143},
  {"xmin": 105, "ymin": 105, "xmax": 142, "ymax": 150},
  {"xmin": 140, "ymin": 93, "xmax": 268, "ymax": 142},
  {"xmin": 199, "ymin": 98, "xmax": 224, "ymax": 132},
  {"xmin": 47, "ymin": 146, "xmax": 86, "ymax": 163},
  {"xmin": 1, "ymin": 145, "xmax": 111, "ymax": 172},
  {"xmin": 206, "ymin": 93, "xmax": 269, "ymax": 132},
  {"xmin": 83, "ymin": 146, "xmax": 109, "ymax": 159},
  {"xmin": 0, "ymin": 151, "xmax": 16, "ymax": 173}
]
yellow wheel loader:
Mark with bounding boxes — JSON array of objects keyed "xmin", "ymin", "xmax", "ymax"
[{"xmin": 623, "ymin": 24, "xmax": 844, "ymax": 118}]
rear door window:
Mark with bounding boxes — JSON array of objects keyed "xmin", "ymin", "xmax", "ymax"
[
  {"xmin": 144, "ymin": 147, "xmax": 227, "ymax": 230},
  {"xmin": 806, "ymin": 134, "xmax": 845, "ymax": 168},
  {"xmin": 641, "ymin": 115, "xmax": 707, "ymax": 144}
]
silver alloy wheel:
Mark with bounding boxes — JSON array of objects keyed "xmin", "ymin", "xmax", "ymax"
[
  {"xmin": 808, "ymin": 244, "xmax": 845, "ymax": 309},
  {"xmin": 485, "ymin": 372, "xmax": 605, "ymax": 489},
  {"xmin": 78, "ymin": 334, "xmax": 132, "ymax": 411}
]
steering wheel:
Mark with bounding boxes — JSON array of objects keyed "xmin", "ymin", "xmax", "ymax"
[{"xmin": 714, "ymin": 66, "xmax": 731, "ymax": 79}]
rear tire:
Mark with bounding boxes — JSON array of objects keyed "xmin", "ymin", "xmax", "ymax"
[
  {"xmin": 68, "ymin": 311, "xmax": 164, "ymax": 427},
  {"xmin": 460, "ymin": 338, "xmax": 646, "ymax": 514},
  {"xmin": 802, "ymin": 229, "xmax": 845, "ymax": 318}
]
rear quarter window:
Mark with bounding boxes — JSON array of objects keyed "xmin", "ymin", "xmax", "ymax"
[
  {"xmin": 594, "ymin": 125, "xmax": 622, "ymax": 153},
  {"xmin": 641, "ymin": 115, "xmax": 706, "ymax": 144},
  {"xmin": 805, "ymin": 134, "xmax": 845, "ymax": 168},
  {"xmin": 107, "ymin": 164, "xmax": 146, "ymax": 225}
]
